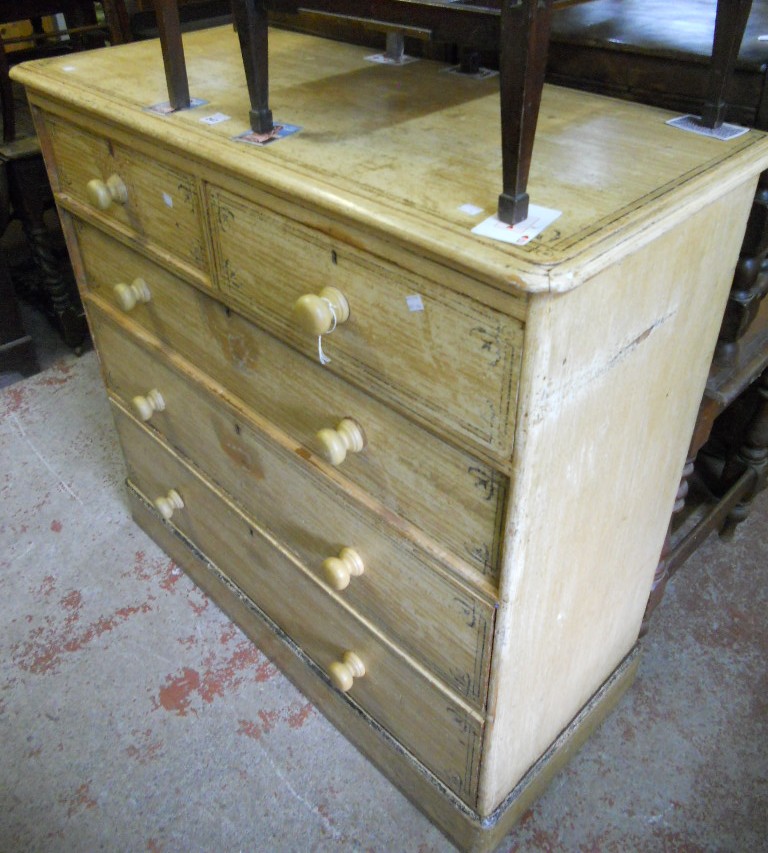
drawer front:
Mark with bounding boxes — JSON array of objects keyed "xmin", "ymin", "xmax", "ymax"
[
  {"xmin": 93, "ymin": 308, "xmax": 494, "ymax": 706},
  {"xmin": 116, "ymin": 408, "xmax": 483, "ymax": 804},
  {"xmin": 209, "ymin": 187, "xmax": 523, "ymax": 459},
  {"xmin": 44, "ymin": 114, "xmax": 208, "ymax": 273},
  {"xmin": 76, "ymin": 219, "xmax": 507, "ymax": 580}
]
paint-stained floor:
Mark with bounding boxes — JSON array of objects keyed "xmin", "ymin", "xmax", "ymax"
[{"xmin": 1, "ymin": 346, "xmax": 766, "ymax": 852}]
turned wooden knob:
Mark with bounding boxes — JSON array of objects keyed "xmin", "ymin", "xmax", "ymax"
[
  {"xmin": 86, "ymin": 174, "xmax": 128, "ymax": 210},
  {"xmin": 328, "ymin": 651, "xmax": 365, "ymax": 692},
  {"xmin": 113, "ymin": 278, "xmax": 151, "ymax": 312},
  {"xmin": 322, "ymin": 547, "xmax": 364, "ymax": 591},
  {"xmin": 316, "ymin": 418, "xmax": 365, "ymax": 465},
  {"xmin": 131, "ymin": 388, "xmax": 166, "ymax": 422},
  {"xmin": 292, "ymin": 286, "xmax": 350, "ymax": 335},
  {"xmin": 154, "ymin": 488, "xmax": 184, "ymax": 520}
]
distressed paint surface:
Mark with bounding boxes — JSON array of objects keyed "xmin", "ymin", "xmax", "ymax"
[
  {"xmin": 2, "ymin": 349, "xmax": 767, "ymax": 851},
  {"xmin": 0, "ymin": 353, "xmax": 448, "ymax": 851}
]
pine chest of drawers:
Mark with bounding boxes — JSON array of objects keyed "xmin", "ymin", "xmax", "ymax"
[{"xmin": 14, "ymin": 26, "xmax": 768, "ymax": 851}]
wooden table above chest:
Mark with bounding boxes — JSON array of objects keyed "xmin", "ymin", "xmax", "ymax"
[{"xmin": 12, "ymin": 26, "xmax": 768, "ymax": 850}]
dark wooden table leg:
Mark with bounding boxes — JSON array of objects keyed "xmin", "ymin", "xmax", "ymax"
[
  {"xmin": 1, "ymin": 39, "xmax": 15, "ymax": 144},
  {"xmin": 2, "ymin": 143, "xmax": 87, "ymax": 351},
  {"xmin": 497, "ymin": 0, "xmax": 554, "ymax": 226},
  {"xmin": 701, "ymin": 0, "xmax": 753, "ymax": 128},
  {"xmin": 718, "ymin": 368, "xmax": 768, "ymax": 536},
  {"xmin": 154, "ymin": 0, "xmax": 191, "ymax": 111},
  {"xmin": 102, "ymin": 0, "xmax": 132, "ymax": 45},
  {"xmin": 232, "ymin": 0, "xmax": 274, "ymax": 134}
]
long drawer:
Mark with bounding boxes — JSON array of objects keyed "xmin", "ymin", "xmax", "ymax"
[
  {"xmin": 93, "ymin": 307, "xmax": 495, "ymax": 706},
  {"xmin": 115, "ymin": 406, "xmax": 484, "ymax": 804},
  {"xmin": 76, "ymin": 219, "xmax": 507, "ymax": 581},
  {"xmin": 208, "ymin": 186, "xmax": 524, "ymax": 459},
  {"xmin": 43, "ymin": 113, "xmax": 209, "ymax": 275}
]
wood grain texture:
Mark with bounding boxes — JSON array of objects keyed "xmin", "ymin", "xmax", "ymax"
[
  {"xmin": 15, "ymin": 24, "xmax": 768, "ymax": 843},
  {"xmin": 12, "ymin": 26, "xmax": 768, "ymax": 293},
  {"xmin": 74, "ymin": 218, "xmax": 506, "ymax": 582},
  {"xmin": 479, "ymin": 177, "xmax": 758, "ymax": 813},
  {"xmin": 209, "ymin": 186, "xmax": 523, "ymax": 457},
  {"xmin": 91, "ymin": 306, "xmax": 496, "ymax": 707},
  {"xmin": 116, "ymin": 408, "xmax": 484, "ymax": 803},
  {"xmin": 43, "ymin": 113, "xmax": 209, "ymax": 275},
  {"xmin": 130, "ymin": 483, "xmax": 641, "ymax": 853}
]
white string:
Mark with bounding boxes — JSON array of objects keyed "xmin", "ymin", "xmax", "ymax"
[{"xmin": 317, "ymin": 298, "xmax": 337, "ymax": 366}]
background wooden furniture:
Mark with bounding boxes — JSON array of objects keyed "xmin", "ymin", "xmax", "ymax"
[
  {"xmin": 14, "ymin": 27, "xmax": 768, "ymax": 850},
  {"xmin": 0, "ymin": 159, "xmax": 39, "ymax": 376},
  {"xmin": 548, "ymin": 0, "xmax": 767, "ymax": 129},
  {"xmin": 0, "ymin": 0, "xmax": 129, "ymax": 352}
]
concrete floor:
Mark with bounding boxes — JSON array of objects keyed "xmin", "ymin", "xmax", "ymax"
[{"xmin": 1, "ymin": 329, "xmax": 767, "ymax": 852}]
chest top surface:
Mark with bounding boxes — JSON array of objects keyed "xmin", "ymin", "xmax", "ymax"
[{"xmin": 12, "ymin": 25, "xmax": 768, "ymax": 293}]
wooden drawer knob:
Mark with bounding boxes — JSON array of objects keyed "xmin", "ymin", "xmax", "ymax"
[
  {"xmin": 293, "ymin": 286, "xmax": 350, "ymax": 335},
  {"xmin": 328, "ymin": 651, "xmax": 365, "ymax": 692},
  {"xmin": 322, "ymin": 547, "xmax": 364, "ymax": 591},
  {"xmin": 131, "ymin": 388, "xmax": 166, "ymax": 422},
  {"xmin": 154, "ymin": 488, "xmax": 184, "ymax": 520},
  {"xmin": 86, "ymin": 174, "xmax": 128, "ymax": 210},
  {"xmin": 113, "ymin": 278, "xmax": 151, "ymax": 312},
  {"xmin": 316, "ymin": 418, "xmax": 365, "ymax": 465}
]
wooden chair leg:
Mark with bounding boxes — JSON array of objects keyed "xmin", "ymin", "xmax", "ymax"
[
  {"xmin": 702, "ymin": 0, "xmax": 753, "ymax": 128},
  {"xmin": 497, "ymin": 0, "xmax": 554, "ymax": 226},
  {"xmin": 231, "ymin": 0, "xmax": 273, "ymax": 134},
  {"xmin": 154, "ymin": 0, "xmax": 191, "ymax": 110}
]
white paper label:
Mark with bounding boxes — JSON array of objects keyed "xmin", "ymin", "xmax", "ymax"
[
  {"xmin": 200, "ymin": 112, "xmax": 231, "ymax": 125},
  {"xmin": 666, "ymin": 115, "xmax": 749, "ymax": 141},
  {"xmin": 162, "ymin": 192, "xmax": 173, "ymax": 208},
  {"xmin": 459, "ymin": 204, "xmax": 484, "ymax": 216},
  {"xmin": 406, "ymin": 294, "xmax": 424, "ymax": 312},
  {"xmin": 472, "ymin": 205, "xmax": 562, "ymax": 246}
]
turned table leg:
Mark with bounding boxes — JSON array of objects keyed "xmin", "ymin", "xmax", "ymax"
[
  {"xmin": 718, "ymin": 368, "xmax": 768, "ymax": 537},
  {"xmin": 1, "ymin": 145, "xmax": 87, "ymax": 351}
]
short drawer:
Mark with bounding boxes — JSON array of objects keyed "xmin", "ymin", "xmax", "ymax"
[
  {"xmin": 95, "ymin": 309, "xmax": 495, "ymax": 706},
  {"xmin": 77, "ymin": 219, "xmax": 507, "ymax": 581},
  {"xmin": 117, "ymin": 408, "xmax": 484, "ymax": 804},
  {"xmin": 208, "ymin": 186, "xmax": 523, "ymax": 459},
  {"xmin": 43, "ymin": 113, "xmax": 208, "ymax": 274}
]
